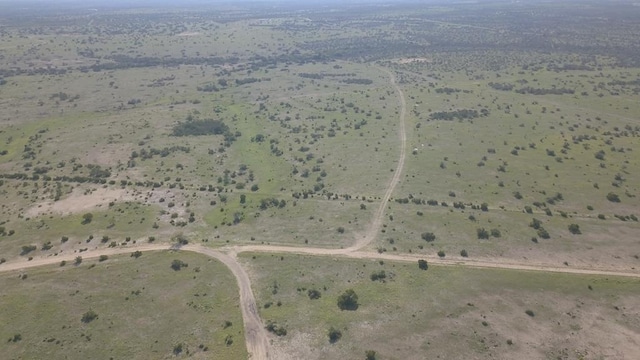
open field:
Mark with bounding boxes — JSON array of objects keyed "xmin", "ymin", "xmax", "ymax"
[
  {"xmin": 1, "ymin": 0, "xmax": 639, "ymax": 358},
  {"xmin": 0, "ymin": 251, "xmax": 247, "ymax": 359},
  {"xmin": 240, "ymin": 253, "xmax": 640, "ymax": 360}
]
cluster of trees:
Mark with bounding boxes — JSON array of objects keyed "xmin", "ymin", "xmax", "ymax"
[
  {"xmin": 476, "ymin": 228, "xmax": 501, "ymax": 239},
  {"xmin": 259, "ymin": 198, "xmax": 286, "ymax": 210},
  {"xmin": 434, "ymin": 87, "xmax": 462, "ymax": 94},
  {"xmin": 515, "ymin": 87, "xmax": 575, "ymax": 95},
  {"xmin": 341, "ymin": 78, "xmax": 373, "ymax": 85},
  {"xmin": 488, "ymin": 82, "xmax": 514, "ymax": 91},
  {"xmin": 429, "ymin": 109, "xmax": 487, "ymax": 121},
  {"xmin": 130, "ymin": 146, "xmax": 190, "ymax": 161},
  {"xmin": 172, "ymin": 118, "xmax": 229, "ymax": 137}
]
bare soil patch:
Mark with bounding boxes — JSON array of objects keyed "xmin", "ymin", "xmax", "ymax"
[{"xmin": 26, "ymin": 187, "xmax": 134, "ymax": 217}]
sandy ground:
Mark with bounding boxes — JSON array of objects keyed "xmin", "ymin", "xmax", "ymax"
[{"xmin": 25, "ymin": 187, "xmax": 134, "ymax": 218}]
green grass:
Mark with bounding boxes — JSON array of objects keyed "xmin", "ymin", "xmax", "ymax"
[
  {"xmin": 0, "ymin": 251, "xmax": 247, "ymax": 359},
  {"xmin": 241, "ymin": 252, "xmax": 640, "ymax": 360}
]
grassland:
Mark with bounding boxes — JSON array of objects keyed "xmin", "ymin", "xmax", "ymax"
[
  {"xmin": 241, "ymin": 253, "xmax": 640, "ymax": 360},
  {"xmin": 0, "ymin": 251, "xmax": 247, "ymax": 359},
  {"xmin": 1, "ymin": 0, "xmax": 639, "ymax": 359}
]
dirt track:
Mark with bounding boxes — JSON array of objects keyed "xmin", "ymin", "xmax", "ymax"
[
  {"xmin": 2, "ymin": 68, "xmax": 639, "ymax": 360},
  {"xmin": 348, "ymin": 67, "xmax": 408, "ymax": 251}
]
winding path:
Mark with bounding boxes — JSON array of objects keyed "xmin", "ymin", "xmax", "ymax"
[{"xmin": 1, "ymin": 68, "xmax": 639, "ymax": 360}]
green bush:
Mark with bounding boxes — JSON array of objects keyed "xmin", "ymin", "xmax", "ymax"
[
  {"xmin": 606, "ymin": 192, "xmax": 620, "ymax": 202},
  {"xmin": 370, "ymin": 270, "xmax": 386, "ymax": 281},
  {"xmin": 171, "ymin": 259, "xmax": 188, "ymax": 271},
  {"xmin": 568, "ymin": 224, "xmax": 581, "ymax": 234},
  {"xmin": 418, "ymin": 259, "xmax": 428, "ymax": 270},
  {"xmin": 81, "ymin": 310, "xmax": 98, "ymax": 323},
  {"xmin": 421, "ymin": 232, "xmax": 436, "ymax": 242},
  {"xmin": 337, "ymin": 289, "xmax": 359, "ymax": 311},
  {"xmin": 328, "ymin": 327, "xmax": 342, "ymax": 343}
]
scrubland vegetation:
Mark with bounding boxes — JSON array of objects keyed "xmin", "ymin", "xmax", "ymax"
[{"xmin": 0, "ymin": 0, "xmax": 638, "ymax": 358}]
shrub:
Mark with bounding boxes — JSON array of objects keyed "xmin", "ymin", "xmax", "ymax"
[
  {"xmin": 490, "ymin": 228, "xmax": 501, "ymax": 238},
  {"xmin": 81, "ymin": 213, "xmax": 93, "ymax": 224},
  {"xmin": 437, "ymin": 250, "xmax": 445, "ymax": 258},
  {"xmin": 606, "ymin": 192, "xmax": 620, "ymax": 202},
  {"xmin": 81, "ymin": 310, "xmax": 98, "ymax": 323},
  {"xmin": 265, "ymin": 321, "xmax": 287, "ymax": 336},
  {"xmin": 370, "ymin": 270, "xmax": 386, "ymax": 281},
  {"xmin": 421, "ymin": 232, "xmax": 436, "ymax": 242},
  {"xmin": 477, "ymin": 228, "xmax": 489, "ymax": 239},
  {"xmin": 74, "ymin": 256, "xmax": 83, "ymax": 265},
  {"xmin": 98, "ymin": 255, "xmax": 108, "ymax": 262},
  {"xmin": 418, "ymin": 259, "xmax": 428, "ymax": 270},
  {"xmin": 131, "ymin": 251, "xmax": 142, "ymax": 258},
  {"xmin": 307, "ymin": 289, "xmax": 321, "ymax": 300},
  {"xmin": 530, "ymin": 218, "xmax": 542, "ymax": 229},
  {"xmin": 328, "ymin": 327, "xmax": 342, "ymax": 343},
  {"xmin": 537, "ymin": 228, "xmax": 550, "ymax": 239},
  {"xmin": 20, "ymin": 245, "xmax": 37, "ymax": 256},
  {"xmin": 337, "ymin": 289, "xmax": 359, "ymax": 310},
  {"xmin": 525, "ymin": 309, "xmax": 535, "ymax": 317},
  {"xmin": 365, "ymin": 350, "xmax": 377, "ymax": 360},
  {"xmin": 568, "ymin": 224, "xmax": 581, "ymax": 234},
  {"xmin": 171, "ymin": 259, "xmax": 188, "ymax": 271},
  {"xmin": 460, "ymin": 249, "xmax": 468, "ymax": 257}
]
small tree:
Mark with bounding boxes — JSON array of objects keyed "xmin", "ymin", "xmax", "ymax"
[
  {"xmin": 98, "ymin": 255, "xmax": 108, "ymax": 262},
  {"xmin": 131, "ymin": 251, "xmax": 142, "ymax": 258},
  {"xmin": 437, "ymin": 250, "xmax": 445, "ymax": 258},
  {"xmin": 74, "ymin": 256, "xmax": 83, "ymax": 265},
  {"xmin": 337, "ymin": 289, "xmax": 359, "ymax": 311},
  {"xmin": 460, "ymin": 249, "xmax": 468, "ymax": 257}
]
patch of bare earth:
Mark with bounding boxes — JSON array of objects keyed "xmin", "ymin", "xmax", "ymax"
[
  {"xmin": 26, "ymin": 187, "xmax": 134, "ymax": 217},
  {"xmin": 85, "ymin": 143, "xmax": 133, "ymax": 167}
]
